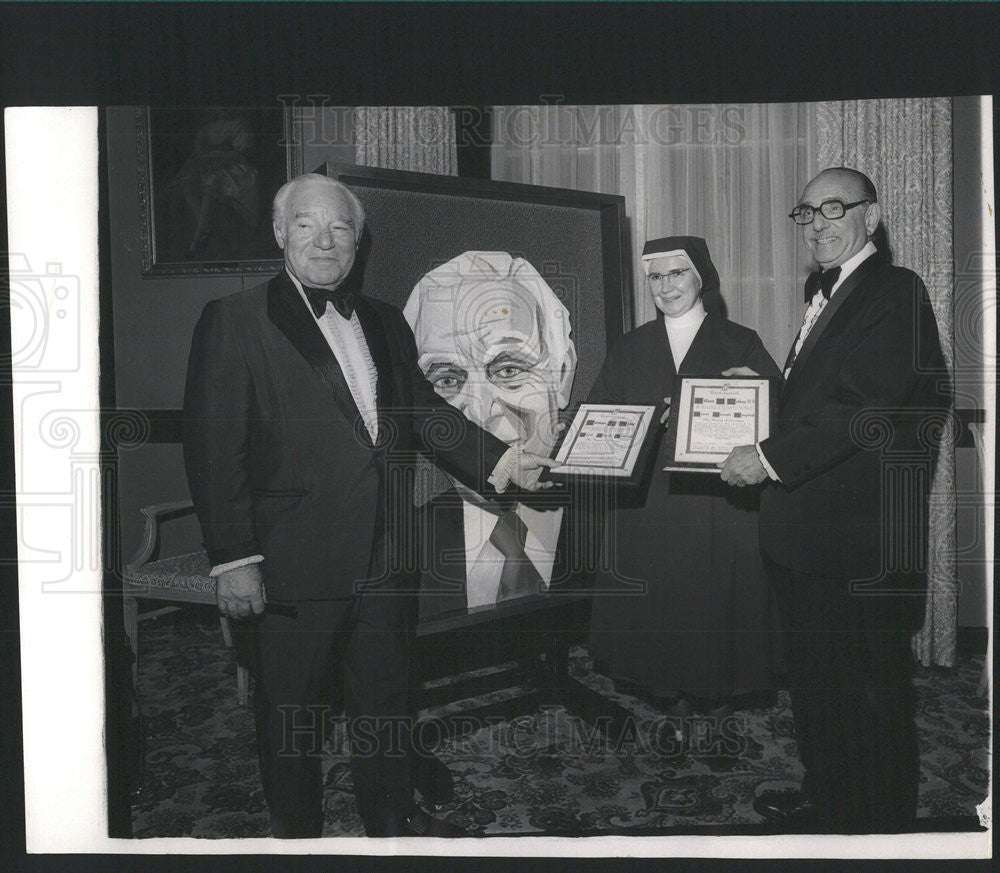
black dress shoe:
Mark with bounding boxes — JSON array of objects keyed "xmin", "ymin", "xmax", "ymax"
[
  {"xmin": 400, "ymin": 807, "xmax": 469, "ymax": 838},
  {"xmin": 753, "ymin": 788, "xmax": 821, "ymax": 827},
  {"xmin": 411, "ymin": 751, "xmax": 455, "ymax": 808}
]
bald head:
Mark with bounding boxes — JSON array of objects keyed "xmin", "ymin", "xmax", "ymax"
[
  {"xmin": 404, "ymin": 251, "xmax": 578, "ymax": 456},
  {"xmin": 797, "ymin": 167, "xmax": 881, "ymax": 269},
  {"xmin": 803, "ymin": 167, "xmax": 877, "ymax": 205}
]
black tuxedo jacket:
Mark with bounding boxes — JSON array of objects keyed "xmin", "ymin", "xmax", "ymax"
[
  {"xmin": 182, "ymin": 270, "xmax": 508, "ymax": 602},
  {"xmin": 759, "ymin": 255, "xmax": 949, "ymax": 620}
]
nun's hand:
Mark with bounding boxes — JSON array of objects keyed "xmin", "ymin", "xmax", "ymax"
[{"xmin": 720, "ymin": 367, "xmax": 759, "ymax": 377}]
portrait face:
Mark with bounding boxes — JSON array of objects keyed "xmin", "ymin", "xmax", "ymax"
[
  {"xmin": 273, "ymin": 179, "xmax": 358, "ymax": 289},
  {"xmin": 798, "ymin": 171, "xmax": 880, "ymax": 269},
  {"xmin": 415, "ymin": 279, "xmax": 562, "ymax": 457},
  {"xmin": 647, "ymin": 254, "xmax": 702, "ymax": 318}
]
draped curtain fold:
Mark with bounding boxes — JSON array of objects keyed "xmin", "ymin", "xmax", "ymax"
[
  {"xmin": 815, "ymin": 98, "xmax": 957, "ymax": 666},
  {"xmin": 492, "ymin": 100, "xmax": 957, "ymax": 665},
  {"xmin": 354, "ymin": 106, "xmax": 457, "ymax": 175}
]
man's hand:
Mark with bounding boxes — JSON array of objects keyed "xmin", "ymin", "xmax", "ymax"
[
  {"xmin": 509, "ymin": 452, "xmax": 560, "ymax": 490},
  {"xmin": 718, "ymin": 444, "xmax": 767, "ymax": 487},
  {"xmin": 216, "ymin": 563, "xmax": 265, "ymax": 618},
  {"xmin": 720, "ymin": 366, "xmax": 760, "ymax": 378}
]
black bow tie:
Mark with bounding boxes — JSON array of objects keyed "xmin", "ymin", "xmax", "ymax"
[
  {"xmin": 303, "ymin": 284, "xmax": 354, "ymax": 319},
  {"xmin": 804, "ymin": 266, "xmax": 842, "ymax": 302}
]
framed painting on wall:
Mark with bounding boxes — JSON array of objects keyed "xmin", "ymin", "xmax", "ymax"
[{"xmin": 136, "ymin": 105, "xmax": 301, "ymax": 275}]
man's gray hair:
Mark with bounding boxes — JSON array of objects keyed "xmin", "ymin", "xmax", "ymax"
[{"xmin": 272, "ymin": 173, "xmax": 366, "ymax": 240}]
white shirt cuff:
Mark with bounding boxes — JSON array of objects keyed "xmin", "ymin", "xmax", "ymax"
[
  {"xmin": 487, "ymin": 446, "xmax": 521, "ymax": 494},
  {"xmin": 755, "ymin": 444, "xmax": 781, "ymax": 482},
  {"xmin": 210, "ymin": 555, "xmax": 264, "ymax": 577}
]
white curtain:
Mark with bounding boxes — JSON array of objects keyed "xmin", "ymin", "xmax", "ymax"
[
  {"xmin": 354, "ymin": 106, "xmax": 457, "ymax": 175},
  {"xmin": 493, "ymin": 100, "xmax": 957, "ymax": 665},
  {"xmin": 492, "ymin": 103, "xmax": 818, "ymax": 365},
  {"xmin": 816, "ymin": 98, "xmax": 957, "ymax": 666}
]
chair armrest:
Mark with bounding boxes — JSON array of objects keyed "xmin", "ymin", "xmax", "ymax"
[{"xmin": 126, "ymin": 500, "xmax": 196, "ymax": 572}]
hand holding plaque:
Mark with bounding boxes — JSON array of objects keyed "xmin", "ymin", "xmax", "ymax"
[{"xmin": 663, "ymin": 375, "xmax": 770, "ymax": 473}]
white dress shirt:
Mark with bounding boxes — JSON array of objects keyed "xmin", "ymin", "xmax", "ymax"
[{"xmin": 289, "ymin": 275, "xmax": 380, "ymax": 443}]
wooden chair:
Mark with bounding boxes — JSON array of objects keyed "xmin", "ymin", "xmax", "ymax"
[{"xmin": 123, "ymin": 500, "xmax": 249, "ymax": 706}]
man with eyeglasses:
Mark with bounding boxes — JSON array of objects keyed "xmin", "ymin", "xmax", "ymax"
[{"xmin": 720, "ymin": 167, "xmax": 948, "ymax": 832}]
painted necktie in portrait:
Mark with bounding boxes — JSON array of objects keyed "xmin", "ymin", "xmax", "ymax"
[{"xmin": 404, "ymin": 251, "xmax": 578, "ymax": 614}]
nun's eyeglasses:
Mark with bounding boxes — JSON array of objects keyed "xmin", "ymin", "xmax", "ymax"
[
  {"xmin": 647, "ymin": 268, "xmax": 690, "ymax": 284},
  {"xmin": 789, "ymin": 199, "xmax": 869, "ymax": 225}
]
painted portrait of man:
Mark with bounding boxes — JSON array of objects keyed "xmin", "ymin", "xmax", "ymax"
[{"xmin": 404, "ymin": 250, "xmax": 578, "ymax": 615}]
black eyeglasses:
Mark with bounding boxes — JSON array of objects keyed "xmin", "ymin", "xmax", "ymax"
[{"xmin": 788, "ymin": 199, "xmax": 870, "ymax": 225}]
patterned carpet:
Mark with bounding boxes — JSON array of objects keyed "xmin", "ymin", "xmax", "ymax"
[{"xmin": 130, "ymin": 606, "xmax": 989, "ymax": 838}]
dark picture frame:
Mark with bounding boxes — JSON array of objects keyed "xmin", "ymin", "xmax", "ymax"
[
  {"xmin": 136, "ymin": 106, "xmax": 301, "ymax": 275},
  {"xmin": 322, "ymin": 161, "xmax": 632, "ymax": 409},
  {"xmin": 321, "ymin": 161, "xmax": 631, "ymax": 627}
]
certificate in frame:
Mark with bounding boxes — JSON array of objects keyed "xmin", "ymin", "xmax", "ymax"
[
  {"xmin": 664, "ymin": 376, "xmax": 770, "ymax": 473},
  {"xmin": 136, "ymin": 106, "xmax": 298, "ymax": 275},
  {"xmin": 548, "ymin": 402, "xmax": 660, "ymax": 483}
]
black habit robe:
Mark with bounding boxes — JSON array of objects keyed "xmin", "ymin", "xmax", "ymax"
[{"xmin": 588, "ymin": 311, "xmax": 782, "ymax": 703}]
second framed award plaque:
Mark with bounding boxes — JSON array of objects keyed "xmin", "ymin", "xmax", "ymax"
[{"xmin": 663, "ymin": 376, "xmax": 770, "ymax": 473}]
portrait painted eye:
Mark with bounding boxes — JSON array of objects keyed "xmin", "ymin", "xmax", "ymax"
[
  {"xmin": 425, "ymin": 364, "xmax": 468, "ymax": 398},
  {"xmin": 487, "ymin": 354, "xmax": 534, "ymax": 387}
]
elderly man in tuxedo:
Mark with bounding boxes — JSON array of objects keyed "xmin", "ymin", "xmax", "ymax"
[
  {"xmin": 720, "ymin": 167, "xmax": 948, "ymax": 832},
  {"xmin": 403, "ymin": 251, "xmax": 577, "ymax": 619},
  {"xmin": 183, "ymin": 174, "xmax": 554, "ymax": 838}
]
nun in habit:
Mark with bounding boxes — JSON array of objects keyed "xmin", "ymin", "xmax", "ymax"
[{"xmin": 588, "ymin": 235, "xmax": 782, "ymax": 717}]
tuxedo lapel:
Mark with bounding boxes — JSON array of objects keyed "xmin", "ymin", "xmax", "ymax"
[
  {"xmin": 266, "ymin": 270, "xmax": 365, "ymax": 433},
  {"xmin": 785, "ymin": 254, "xmax": 881, "ymax": 389}
]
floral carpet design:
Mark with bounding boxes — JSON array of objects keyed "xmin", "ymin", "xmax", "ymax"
[{"xmin": 131, "ymin": 607, "xmax": 989, "ymax": 838}]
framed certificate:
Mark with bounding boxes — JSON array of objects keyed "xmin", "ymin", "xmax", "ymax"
[
  {"xmin": 664, "ymin": 376, "xmax": 770, "ymax": 473},
  {"xmin": 548, "ymin": 403, "xmax": 659, "ymax": 481}
]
